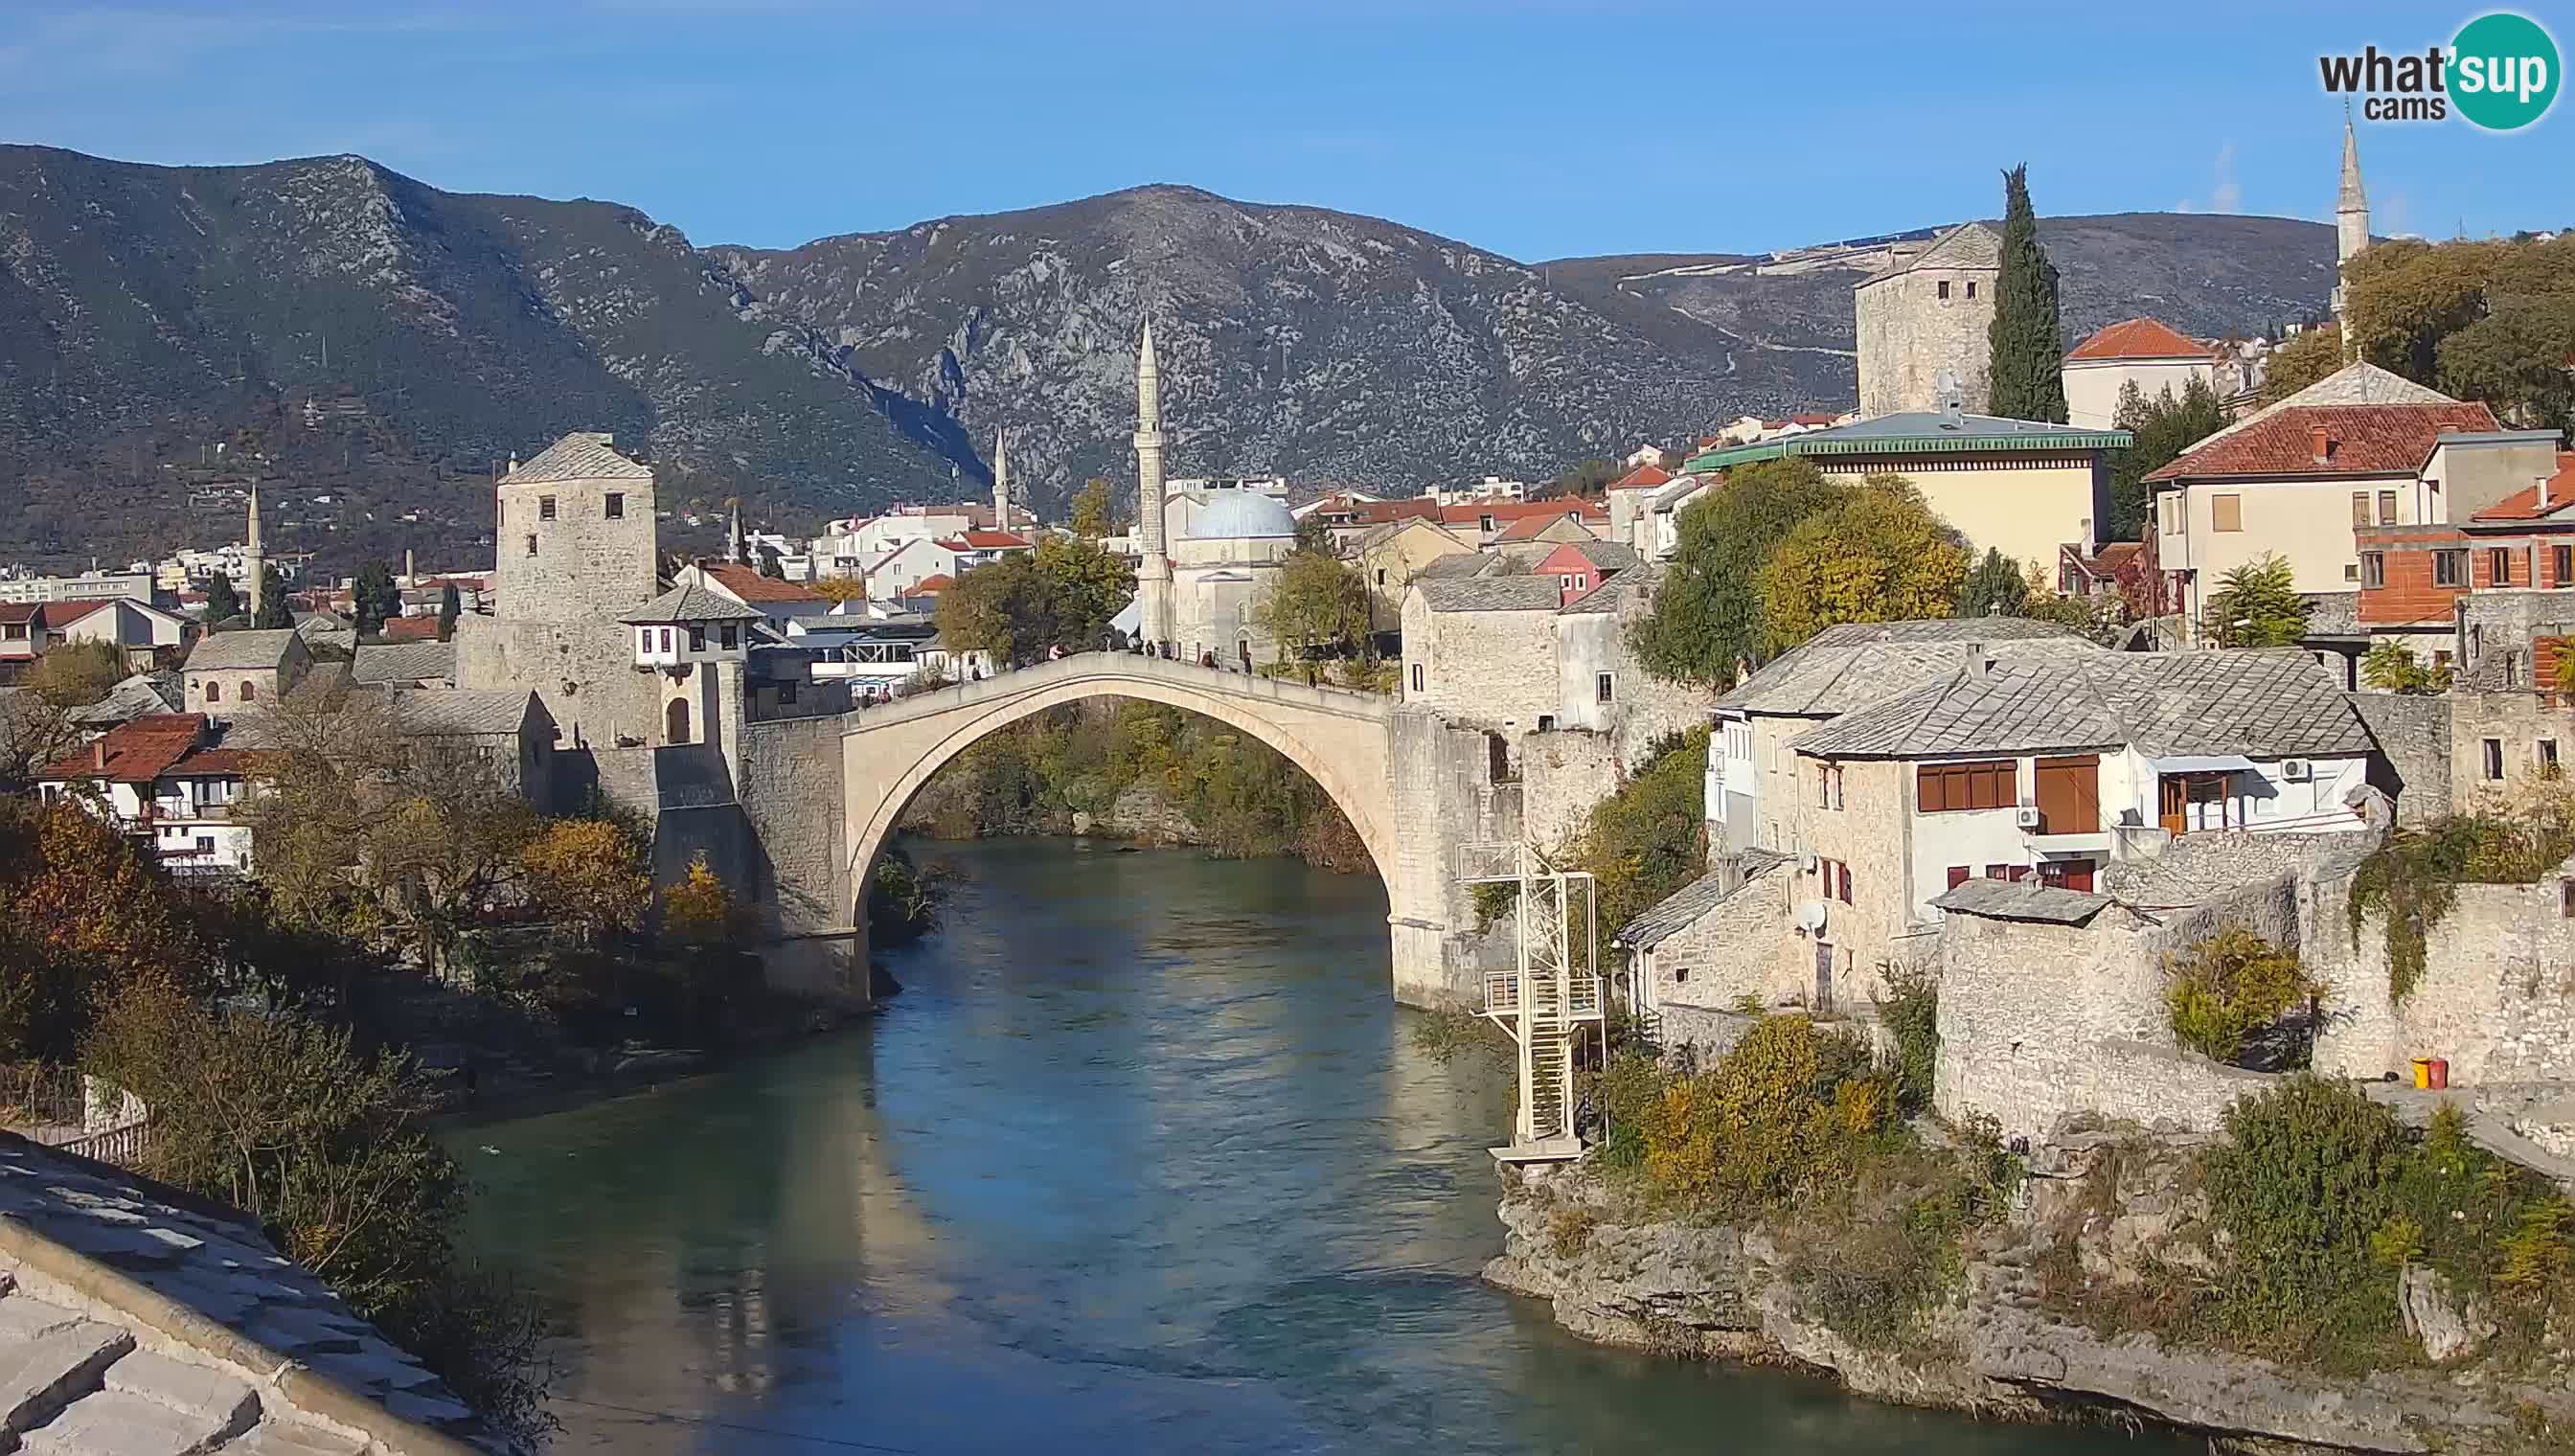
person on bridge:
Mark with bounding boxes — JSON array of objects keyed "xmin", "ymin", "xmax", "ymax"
[{"xmin": 1048, "ymin": 643, "xmax": 1066, "ymax": 661}]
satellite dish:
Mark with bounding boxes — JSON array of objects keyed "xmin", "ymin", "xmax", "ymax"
[
  {"xmin": 1935, "ymin": 367, "xmax": 1959, "ymax": 395},
  {"xmin": 1795, "ymin": 900, "xmax": 1830, "ymax": 934}
]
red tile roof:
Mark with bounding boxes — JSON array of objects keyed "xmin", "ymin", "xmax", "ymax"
[
  {"xmin": 910, "ymin": 574, "xmax": 953, "ymax": 594},
  {"xmin": 2067, "ymin": 317, "xmax": 2211, "ymax": 362},
  {"xmin": 1350, "ymin": 499, "xmax": 1442, "ymax": 526},
  {"xmin": 2470, "ymin": 453, "xmax": 2575, "ymax": 522},
  {"xmin": 0, "ymin": 603, "xmax": 39, "ymax": 626},
  {"xmin": 698, "ymin": 562, "xmax": 827, "ymax": 604},
  {"xmin": 40, "ymin": 599, "xmax": 117, "ymax": 627},
  {"xmin": 1438, "ymin": 499, "xmax": 1607, "ymax": 527},
  {"xmin": 169, "ymin": 747, "xmax": 255, "ymax": 776},
  {"xmin": 2143, "ymin": 402, "xmax": 2502, "ymax": 483},
  {"xmin": 1789, "ymin": 412, "xmax": 1842, "ymax": 426},
  {"xmin": 379, "ymin": 615, "xmax": 444, "ymax": 642},
  {"xmin": 944, "ymin": 530, "xmax": 1033, "ymax": 550},
  {"xmin": 2095, "ymin": 541, "xmax": 2143, "ymax": 569},
  {"xmin": 1607, "ymin": 463, "xmax": 1673, "ymax": 491},
  {"xmin": 35, "ymin": 714, "xmax": 210, "ymax": 785}
]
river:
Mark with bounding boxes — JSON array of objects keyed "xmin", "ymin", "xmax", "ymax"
[{"xmin": 459, "ymin": 840, "xmax": 2179, "ymax": 1454}]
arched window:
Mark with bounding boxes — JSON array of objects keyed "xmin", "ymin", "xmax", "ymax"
[
  {"xmin": 240, "ymin": 682, "xmax": 255, "ymax": 701},
  {"xmin": 205, "ymin": 680, "xmax": 221, "ymax": 703},
  {"xmin": 666, "ymin": 697, "xmax": 692, "ymax": 745}
]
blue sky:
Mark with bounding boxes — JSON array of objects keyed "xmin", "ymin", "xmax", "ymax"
[{"xmin": 3, "ymin": 1, "xmax": 2565, "ymax": 259}]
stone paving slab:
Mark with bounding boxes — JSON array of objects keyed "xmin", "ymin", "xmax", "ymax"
[
  {"xmin": 103, "ymin": 1349, "xmax": 259, "ymax": 1431},
  {"xmin": 224, "ymin": 1421, "xmax": 370, "ymax": 1455},
  {"xmin": 19, "ymin": 1388, "xmax": 229, "ymax": 1455},
  {"xmin": 0, "ymin": 1322, "xmax": 135, "ymax": 1435}
]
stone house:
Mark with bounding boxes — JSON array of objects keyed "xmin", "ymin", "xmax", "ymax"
[
  {"xmin": 385, "ymin": 688, "xmax": 560, "ymax": 807},
  {"xmin": 1401, "ymin": 578, "xmax": 1565, "ymax": 736},
  {"xmin": 2062, "ymin": 317, "xmax": 2220, "ymax": 431},
  {"xmin": 2143, "ymin": 362, "xmax": 2505, "ymax": 620},
  {"xmin": 1355, "ymin": 516, "xmax": 1476, "ymax": 617},
  {"xmin": 180, "ymin": 628, "xmax": 311, "ymax": 719},
  {"xmin": 1854, "ymin": 221, "xmax": 2000, "ymax": 418},
  {"xmin": 1551, "ymin": 567, "xmax": 1698, "ymax": 753},
  {"xmin": 1681, "ymin": 409, "xmax": 2131, "ymax": 576}
]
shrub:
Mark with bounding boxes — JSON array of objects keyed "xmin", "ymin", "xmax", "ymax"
[
  {"xmin": 2350, "ymin": 805, "xmax": 2575, "ymax": 1003},
  {"xmin": 1873, "ymin": 961, "xmax": 1939, "ymax": 1114},
  {"xmin": 1635, "ymin": 1013, "xmax": 1886, "ymax": 1213},
  {"xmin": 2164, "ymin": 929, "xmax": 2320, "ymax": 1068},
  {"xmin": 866, "ymin": 841, "xmax": 947, "ymax": 948}
]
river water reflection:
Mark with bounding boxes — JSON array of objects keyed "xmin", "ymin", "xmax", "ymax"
[{"xmin": 459, "ymin": 840, "xmax": 2181, "ymax": 1454}]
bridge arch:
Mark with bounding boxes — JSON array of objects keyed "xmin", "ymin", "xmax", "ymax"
[{"xmin": 842, "ymin": 654, "xmax": 1403, "ymax": 921}]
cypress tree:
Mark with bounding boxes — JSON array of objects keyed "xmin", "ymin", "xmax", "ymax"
[{"xmin": 1987, "ymin": 164, "xmax": 2068, "ymax": 422}]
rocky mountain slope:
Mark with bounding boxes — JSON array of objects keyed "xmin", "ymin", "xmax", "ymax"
[{"xmin": 0, "ymin": 145, "xmax": 2337, "ymax": 569}]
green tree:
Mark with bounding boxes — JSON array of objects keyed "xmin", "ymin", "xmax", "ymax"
[
  {"xmin": 1633, "ymin": 459, "xmax": 1851, "ymax": 687},
  {"xmin": 202, "ymin": 574, "xmax": 241, "ymax": 626},
  {"xmin": 1987, "ymin": 164, "xmax": 2068, "ymax": 422},
  {"xmin": 25, "ymin": 640, "xmax": 125, "ymax": 708},
  {"xmin": 1955, "ymin": 548, "xmax": 2029, "ymax": 619},
  {"xmin": 2202, "ymin": 554, "xmax": 2309, "ymax": 648},
  {"xmin": 2339, "ymin": 233, "xmax": 2575, "ymax": 425},
  {"xmin": 1758, "ymin": 477, "xmax": 1971, "ymax": 653},
  {"xmin": 253, "ymin": 564, "xmax": 292, "ymax": 628},
  {"xmin": 1548, "ymin": 457, "xmax": 1621, "ymax": 499},
  {"xmin": 2106, "ymin": 375, "xmax": 2229, "ymax": 541},
  {"xmin": 2438, "ymin": 291, "xmax": 2575, "ymax": 431},
  {"xmin": 2361, "ymin": 641, "xmax": 2452, "ymax": 695},
  {"xmin": 757, "ymin": 542, "xmax": 785, "ymax": 580},
  {"xmin": 353, "ymin": 558, "xmax": 399, "ymax": 638},
  {"xmin": 1069, "ymin": 478, "xmax": 1124, "ymax": 539},
  {"xmin": 1568, "ymin": 730, "xmax": 1710, "ymax": 951},
  {"xmin": 436, "ymin": 582, "xmax": 461, "ymax": 641},
  {"xmin": 2260, "ymin": 325, "xmax": 2345, "ymax": 403},
  {"xmin": 936, "ymin": 536, "xmax": 1135, "ymax": 663},
  {"xmin": 1256, "ymin": 548, "xmax": 1371, "ymax": 663}
]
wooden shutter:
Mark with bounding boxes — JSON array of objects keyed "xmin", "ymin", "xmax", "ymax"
[{"xmin": 2212, "ymin": 494, "xmax": 2243, "ymax": 532}]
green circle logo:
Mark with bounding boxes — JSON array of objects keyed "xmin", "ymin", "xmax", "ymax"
[{"xmin": 2451, "ymin": 11, "xmax": 2560, "ymax": 130}]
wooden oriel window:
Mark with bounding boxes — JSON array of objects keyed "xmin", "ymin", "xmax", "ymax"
[{"xmin": 1918, "ymin": 761, "xmax": 2016, "ymax": 812}]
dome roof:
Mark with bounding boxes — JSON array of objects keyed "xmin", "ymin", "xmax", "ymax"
[{"xmin": 1184, "ymin": 490, "xmax": 1298, "ymax": 540}]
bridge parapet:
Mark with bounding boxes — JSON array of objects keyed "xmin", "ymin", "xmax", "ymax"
[{"xmin": 842, "ymin": 650, "xmax": 1394, "ymax": 734}]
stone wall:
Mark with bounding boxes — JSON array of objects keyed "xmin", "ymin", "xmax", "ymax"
[
  {"xmin": 1640, "ymin": 857, "xmax": 1789, "ymax": 1024},
  {"xmin": 1387, "ymin": 706, "xmax": 1528, "ymax": 1003},
  {"xmin": 1518, "ymin": 730, "xmax": 1624, "ymax": 855},
  {"xmin": 2309, "ymin": 856, "xmax": 2575, "ymax": 1084},
  {"xmin": 2349, "ymin": 691, "xmax": 2451, "ymax": 822},
  {"xmin": 1655, "ymin": 1002, "xmax": 1757, "ymax": 1066},
  {"xmin": 1855, "ymin": 266, "xmax": 1995, "ymax": 418},
  {"xmin": 454, "ymin": 615, "xmax": 662, "ymax": 752},
  {"xmin": 733, "ymin": 714, "xmax": 862, "ymax": 1005},
  {"xmin": 2449, "ymin": 687, "xmax": 2575, "ymax": 814},
  {"xmin": 1399, "ymin": 593, "xmax": 1561, "ymax": 734}
]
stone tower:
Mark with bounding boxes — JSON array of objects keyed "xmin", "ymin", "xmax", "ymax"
[
  {"xmin": 991, "ymin": 427, "xmax": 1013, "ymax": 532},
  {"xmin": 456, "ymin": 432, "xmax": 663, "ymax": 748},
  {"xmin": 241, "ymin": 482, "xmax": 264, "ymax": 621},
  {"xmin": 1853, "ymin": 222, "xmax": 2002, "ymax": 418},
  {"xmin": 1133, "ymin": 322, "xmax": 1174, "ymax": 649},
  {"xmin": 2333, "ymin": 119, "xmax": 2370, "ymax": 353}
]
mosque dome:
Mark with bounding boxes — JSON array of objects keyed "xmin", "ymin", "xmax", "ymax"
[{"xmin": 1185, "ymin": 491, "xmax": 1299, "ymax": 540}]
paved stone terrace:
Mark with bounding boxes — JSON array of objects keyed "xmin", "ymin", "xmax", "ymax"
[{"xmin": 0, "ymin": 1134, "xmax": 489, "ymax": 1455}]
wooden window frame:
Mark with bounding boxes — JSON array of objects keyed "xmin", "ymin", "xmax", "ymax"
[
  {"xmin": 2376, "ymin": 489, "xmax": 2398, "ymax": 526},
  {"xmin": 2556, "ymin": 545, "xmax": 2571, "ymax": 587},
  {"xmin": 2361, "ymin": 553, "xmax": 2385, "ymax": 588},
  {"xmin": 1917, "ymin": 761, "xmax": 2017, "ymax": 813},
  {"xmin": 2484, "ymin": 738, "xmax": 2505, "ymax": 782},
  {"xmin": 2350, "ymin": 491, "xmax": 2370, "ymax": 528},
  {"xmin": 2492, "ymin": 547, "xmax": 2513, "ymax": 585},
  {"xmin": 2435, "ymin": 550, "xmax": 2465, "ymax": 586}
]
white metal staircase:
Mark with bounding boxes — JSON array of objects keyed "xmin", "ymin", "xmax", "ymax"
[{"xmin": 1460, "ymin": 840, "xmax": 1604, "ymax": 1163}]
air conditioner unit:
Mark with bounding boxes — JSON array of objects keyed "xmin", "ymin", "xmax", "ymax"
[
  {"xmin": 2014, "ymin": 805, "xmax": 2044, "ymax": 830},
  {"xmin": 1799, "ymin": 852, "xmax": 1818, "ymax": 874},
  {"xmin": 2282, "ymin": 759, "xmax": 2313, "ymax": 782}
]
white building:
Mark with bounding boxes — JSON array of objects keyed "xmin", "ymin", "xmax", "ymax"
[
  {"xmin": 35, "ymin": 713, "xmax": 256, "ymax": 876},
  {"xmin": 2062, "ymin": 318, "xmax": 2221, "ymax": 431}
]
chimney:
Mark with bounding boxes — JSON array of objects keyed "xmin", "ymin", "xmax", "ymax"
[
  {"xmin": 1964, "ymin": 643, "xmax": 1990, "ymax": 678},
  {"xmin": 92, "ymin": 739, "xmax": 105, "ymax": 771},
  {"xmin": 2310, "ymin": 426, "xmax": 2333, "ymax": 464}
]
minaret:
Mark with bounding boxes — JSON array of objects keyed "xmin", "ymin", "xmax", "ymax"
[
  {"xmin": 242, "ymin": 481, "xmax": 265, "ymax": 623},
  {"xmin": 2333, "ymin": 118, "xmax": 2370, "ymax": 355},
  {"xmin": 727, "ymin": 498, "xmax": 745, "ymax": 566},
  {"xmin": 991, "ymin": 428, "xmax": 1012, "ymax": 532},
  {"xmin": 1133, "ymin": 322, "xmax": 1173, "ymax": 650}
]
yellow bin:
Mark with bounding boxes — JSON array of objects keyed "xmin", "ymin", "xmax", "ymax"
[{"xmin": 2410, "ymin": 1058, "xmax": 2435, "ymax": 1090}]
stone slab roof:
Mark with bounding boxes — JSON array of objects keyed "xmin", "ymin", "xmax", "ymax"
[
  {"xmin": 1615, "ymin": 851, "xmax": 1790, "ymax": 949},
  {"xmin": 351, "ymin": 641, "xmax": 457, "ymax": 686},
  {"xmin": 67, "ymin": 673, "xmax": 182, "ymax": 729},
  {"xmin": 1929, "ymin": 877, "xmax": 2111, "ymax": 924},
  {"xmin": 1415, "ymin": 578, "xmax": 1564, "ymax": 613},
  {"xmin": 0, "ymin": 1132, "xmax": 490, "ymax": 1452},
  {"xmin": 386, "ymin": 689, "xmax": 540, "ymax": 739},
  {"xmin": 1860, "ymin": 221, "xmax": 2001, "ymax": 284},
  {"xmin": 1790, "ymin": 648, "xmax": 2378, "ymax": 761},
  {"xmin": 627, "ymin": 581, "xmax": 766, "ymax": 625},
  {"xmin": 501, "ymin": 431, "xmax": 649, "ymax": 485},
  {"xmin": 1717, "ymin": 618, "xmax": 2101, "ymax": 717},
  {"xmin": 183, "ymin": 630, "xmax": 301, "ymax": 673}
]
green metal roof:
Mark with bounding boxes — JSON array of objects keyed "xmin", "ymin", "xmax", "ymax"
[{"xmin": 1684, "ymin": 418, "xmax": 2132, "ymax": 474}]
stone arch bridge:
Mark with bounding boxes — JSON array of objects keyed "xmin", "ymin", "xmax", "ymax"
[{"xmin": 840, "ymin": 653, "xmax": 1464, "ymax": 1003}]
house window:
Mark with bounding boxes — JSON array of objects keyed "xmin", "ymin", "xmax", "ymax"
[
  {"xmin": 2345, "ymin": 563, "xmax": 2360, "ymax": 582},
  {"xmin": 1966, "ymin": 281, "xmax": 1977, "ymax": 300},
  {"xmin": 205, "ymin": 680, "xmax": 220, "ymax": 703},
  {"xmin": 1836, "ymin": 863, "xmax": 1853, "ymax": 904},
  {"xmin": 2541, "ymin": 739, "xmax": 2561, "ymax": 777},
  {"xmin": 638, "ymin": 628, "xmax": 652, "ymax": 655},
  {"xmin": 1560, "ymin": 575, "xmax": 1573, "ymax": 592},
  {"xmin": 2211, "ymin": 494, "xmax": 2243, "ymax": 533},
  {"xmin": 605, "ymin": 492, "xmax": 625, "ymax": 519},
  {"xmin": 2361, "ymin": 553, "xmax": 2385, "ymax": 588},
  {"xmin": 1946, "ymin": 865, "xmax": 1971, "ymax": 889},
  {"xmin": 1410, "ymin": 663, "xmax": 1424, "ymax": 693},
  {"xmin": 194, "ymin": 835, "xmax": 213, "ymax": 853},
  {"xmin": 239, "ymin": 682, "xmax": 254, "ymax": 701},
  {"xmin": 1479, "ymin": 515, "xmax": 1495, "ymax": 534},
  {"xmin": 1596, "ymin": 672, "xmax": 1614, "ymax": 704},
  {"xmin": 1985, "ymin": 863, "xmax": 2030, "ymax": 883},
  {"xmin": 2436, "ymin": 550, "xmax": 2466, "ymax": 586},
  {"xmin": 539, "ymin": 495, "xmax": 557, "ymax": 521},
  {"xmin": 688, "ymin": 625, "xmax": 706, "ymax": 651},
  {"xmin": 2492, "ymin": 547, "xmax": 2514, "ymax": 585},
  {"xmin": 1376, "ymin": 569, "xmax": 1386, "ymax": 586},
  {"xmin": 1537, "ymin": 715, "xmax": 1556, "ymax": 732},
  {"xmin": 720, "ymin": 624, "xmax": 739, "ymax": 649},
  {"xmin": 1816, "ymin": 762, "xmax": 1844, "ymax": 809},
  {"xmin": 2556, "ymin": 545, "xmax": 2571, "ymax": 586},
  {"xmin": 1917, "ymin": 761, "xmax": 2016, "ymax": 812},
  {"xmin": 780, "ymin": 680, "xmax": 799, "ymax": 706},
  {"xmin": 525, "ymin": 534, "xmax": 538, "ymax": 557},
  {"xmin": 659, "ymin": 627, "xmax": 672, "ymax": 652},
  {"xmin": 2484, "ymin": 738, "xmax": 2505, "ymax": 781},
  {"xmin": 1575, "ymin": 574, "xmax": 1589, "ymax": 591},
  {"xmin": 2377, "ymin": 489, "xmax": 2398, "ymax": 525},
  {"xmin": 2350, "ymin": 492, "xmax": 2370, "ymax": 528},
  {"xmin": 1937, "ymin": 280, "xmax": 1951, "ymax": 301}
]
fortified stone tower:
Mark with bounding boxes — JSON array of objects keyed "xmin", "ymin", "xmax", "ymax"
[
  {"xmin": 1133, "ymin": 322, "xmax": 1174, "ymax": 650},
  {"xmin": 455, "ymin": 431, "xmax": 664, "ymax": 750},
  {"xmin": 1853, "ymin": 222, "xmax": 2002, "ymax": 418},
  {"xmin": 2333, "ymin": 120, "xmax": 2370, "ymax": 354}
]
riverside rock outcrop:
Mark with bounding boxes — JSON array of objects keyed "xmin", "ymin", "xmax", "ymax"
[{"xmin": 1485, "ymin": 1137, "xmax": 2575, "ymax": 1453}]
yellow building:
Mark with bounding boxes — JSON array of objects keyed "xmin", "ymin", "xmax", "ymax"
[{"xmin": 1354, "ymin": 516, "xmax": 1475, "ymax": 615}]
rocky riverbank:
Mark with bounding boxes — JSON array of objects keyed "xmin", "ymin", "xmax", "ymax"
[{"xmin": 1486, "ymin": 1134, "xmax": 2575, "ymax": 1454}]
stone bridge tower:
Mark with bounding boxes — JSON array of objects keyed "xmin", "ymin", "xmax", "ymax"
[{"xmin": 1854, "ymin": 222, "xmax": 2002, "ymax": 418}]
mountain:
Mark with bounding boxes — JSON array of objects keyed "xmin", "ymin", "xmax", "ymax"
[{"xmin": 0, "ymin": 146, "xmax": 2340, "ymax": 571}]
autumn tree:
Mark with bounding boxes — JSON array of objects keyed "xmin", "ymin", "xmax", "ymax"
[
  {"xmin": 1987, "ymin": 164, "xmax": 2068, "ymax": 422},
  {"xmin": 2340, "ymin": 233, "xmax": 2575, "ymax": 427},
  {"xmin": 936, "ymin": 535, "xmax": 1135, "ymax": 662},
  {"xmin": 2202, "ymin": 554, "xmax": 2309, "ymax": 648},
  {"xmin": 2259, "ymin": 325, "xmax": 2344, "ymax": 404},
  {"xmin": 659, "ymin": 852, "xmax": 738, "ymax": 945},
  {"xmin": 25, "ymin": 640, "xmax": 125, "ymax": 708},
  {"xmin": 353, "ymin": 558, "xmax": 399, "ymax": 637},
  {"xmin": 1757, "ymin": 476, "xmax": 1970, "ymax": 653},
  {"xmin": 0, "ymin": 800, "xmax": 202, "ymax": 1061},
  {"xmin": 2361, "ymin": 641, "xmax": 2451, "ymax": 695},
  {"xmin": 809, "ymin": 576, "xmax": 870, "ymax": 603},
  {"xmin": 518, "ymin": 817, "xmax": 653, "ymax": 942},
  {"xmin": 1256, "ymin": 547, "xmax": 1371, "ymax": 663},
  {"xmin": 1069, "ymin": 478, "xmax": 1124, "ymax": 539},
  {"xmin": 1633, "ymin": 459, "xmax": 1851, "ymax": 687}
]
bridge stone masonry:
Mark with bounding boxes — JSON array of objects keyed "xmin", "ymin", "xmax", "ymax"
[{"xmin": 837, "ymin": 652, "xmax": 1501, "ymax": 1006}]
